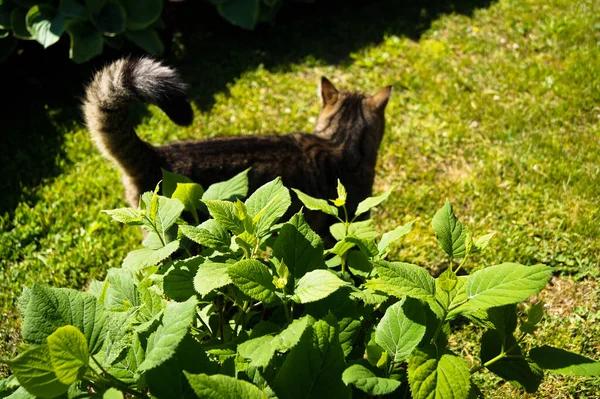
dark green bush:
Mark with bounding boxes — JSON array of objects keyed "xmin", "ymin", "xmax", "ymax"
[{"xmin": 0, "ymin": 0, "xmax": 311, "ymax": 63}]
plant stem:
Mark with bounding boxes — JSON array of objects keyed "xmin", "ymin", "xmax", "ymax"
[
  {"xmin": 283, "ymin": 301, "xmax": 291, "ymax": 323},
  {"xmin": 470, "ymin": 350, "xmax": 506, "ymax": 374},
  {"xmin": 90, "ymin": 356, "xmax": 147, "ymax": 398}
]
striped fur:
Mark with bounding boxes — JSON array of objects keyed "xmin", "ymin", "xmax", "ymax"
[{"xmin": 83, "ymin": 58, "xmax": 391, "ymax": 232}]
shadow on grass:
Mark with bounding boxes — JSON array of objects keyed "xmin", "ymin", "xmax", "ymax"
[
  {"xmin": 0, "ymin": 0, "xmax": 493, "ymax": 215},
  {"xmin": 168, "ymin": 0, "xmax": 494, "ymax": 110}
]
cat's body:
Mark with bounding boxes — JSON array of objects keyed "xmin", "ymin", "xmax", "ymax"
[{"xmin": 83, "ymin": 58, "xmax": 391, "ymax": 232}]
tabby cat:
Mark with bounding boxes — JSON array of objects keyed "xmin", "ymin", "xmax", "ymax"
[{"xmin": 83, "ymin": 57, "xmax": 391, "ymax": 232}]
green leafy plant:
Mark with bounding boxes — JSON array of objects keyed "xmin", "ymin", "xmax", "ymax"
[
  {"xmin": 1, "ymin": 171, "xmax": 598, "ymax": 398},
  {"xmin": 0, "ymin": 0, "xmax": 165, "ymax": 63}
]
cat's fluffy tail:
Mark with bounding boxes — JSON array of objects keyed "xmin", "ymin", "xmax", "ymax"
[{"xmin": 82, "ymin": 57, "xmax": 193, "ymax": 206}]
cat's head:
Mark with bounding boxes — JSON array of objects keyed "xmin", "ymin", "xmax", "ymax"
[{"xmin": 314, "ymin": 77, "xmax": 392, "ymax": 153}]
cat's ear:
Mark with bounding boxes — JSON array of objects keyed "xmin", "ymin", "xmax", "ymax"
[
  {"xmin": 369, "ymin": 85, "xmax": 392, "ymax": 111},
  {"xmin": 320, "ymin": 77, "xmax": 339, "ymax": 106}
]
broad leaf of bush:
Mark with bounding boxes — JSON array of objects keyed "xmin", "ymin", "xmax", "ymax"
[
  {"xmin": 102, "ymin": 207, "xmax": 143, "ymax": 225},
  {"xmin": 330, "ymin": 220, "xmax": 379, "ymax": 242},
  {"xmin": 194, "ymin": 261, "xmax": 233, "ymax": 296},
  {"xmin": 90, "ymin": 1, "xmax": 125, "ymax": 35},
  {"xmin": 103, "ymin": 310, "xmax": 135, "ymax": 366},
  {"xmin": 347, "ymin": 250, "xmax": 372, "ymax": 277},
  {"xmin": 105, "ymin": 268, "xmax": 139, "ymax": 311},
  {"xmin": 273, "ymin": 212, "xmax": 325, "ymax": 280},
  {"xmin": 342, "ymin": 364, "xmax": 401, "ymax": 395},
  {"xmin": 480, "ymin": 331, "xmax": 542, "ymax": 392},
  {"xmin": 65, "ymin": 20, "xmax": 103, "ymax": 64},
  {"xmin": 238, "ymin": 315, "xmax": 313, "ymax": 369},
  {"xmin": 125, "ymin": 27, "xmax": 163, "ymax": 55},
  {"xmin": 429, "ymin": 271, "xmax": 468, "ymax": 320},
  {"xmin": 245, "ymin": 177, "xmax": 291, "ymax": 237},
  {"xmin": 26, "ymin": 5, "xmax": 64, "ymax": 48},
  {"xmin": 6, "ymin": 345, "xmax": 70, "ymax": 399},
  {"xmin": 203, "ymin": 169, "xmax": 249, "ymax": 202},
  {"xmin": 354, "ymin": 186, "xmax": 394, "ymax": 218},
  {"xmin": 203, "ymin": 200, "xmax": 245, "ymax": 235},
  {"xmin": 375, "ymin": 297, "xmax": 426, "ymax": 363},
  {"xmin": 378, "ymin": 220, "xmax": 415, "ymax": 254},
  {"xmin": 185, "ymin": 373, "xmax": 265, "ymax": 399},
  {"xmin": 137, "ymin": 297, "xmax": 197, "ymax": 373},
  {"xmin": 122, "ymin": 239, "xmax": 180, "ymax": 271},
  {"xmin": 121, "ymin": 0, "xmax": 162, "ymax": 30},
  {"xmin": 292, "ymin": 270, "xmax": 349, "ymax": 304},
  {"xmin": 162, "ymin": 169, "xmax": 195, "ymax": 198},
  {"xmin": 432, "ymin": 201, "xmax": 467, "ymax": 258},
  {"xmin": 529, "ymin": 346, "xmax": 600, "ymax": 376},
  {"xmin": 408, "ymin": 345, "xmax": 470, "ymax": 399},
  {"xmin": 216, "ymin": 0, "xmax": 260, "ymax": 30},
  {"xmin": 180, "ymin": 220, "xmax": 231, "ymax": 252},
  {"xmin": 292, "ymin": 189, "xmax": 338, "ymax": 216},
  {"xmin": 164, "ymin": 256, "xmax": 203, "ymax": 302},
  {"xmin": 372, "ymin": 261, "xmax": 435, "ymax": 301},
  {"xmin": 465, "ymin": 263, "xmax": 552, "ymax": 310},
  {"xmin": 144, "ymin": 195, "xmax": 184, "ymax": 238},
  {"xmin": 46, "ymin": 325, "xmax": 89, "ymax": 385},
  {"xmin": 21, "ymin": 285, "xmax": 106, "ymax": 354},
  {"xmin": 172, "ymin": 183, "xmax": 204, "ymax": 224},
  {"xmin": 228, "ymin": 260, "xmax": 279, "ymax": 305},
  {"xmin": 273, "ymin": 317, "xmax": 351, "ymax": 399}
]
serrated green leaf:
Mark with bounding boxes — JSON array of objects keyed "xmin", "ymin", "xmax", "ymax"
[
  {"xmin": 521, "ymin": 301, "xmax": 544, "ymax": 334},
  {"xmin": 203, "ymin": 169, "xmax": 249, "ymax": 202},
  {"xmin": 330, "ymin": 220, "xmax": 379, "ymax": 242},
  {"xmin": 408, "ymin": 345, "xmax": 470, "ymax": 399},
  {"xmin": 121, "ymin": 0, "xmax": 162, "ymax": 30},
  {"xmin": 203, "ymin": 200, "xmax": 245, "ymax": 235},
  {"xmin": 432, "ymin": 201, "xmax": 467, "ymax": 258},
  {"xmin": 228, "ymin": 260, "xmax": 279, "ymax": 304},
  {"xmin": 194, "ymin": 261, "xmax": 233, "ymax": 296},
  {"xmin": 102, "ymin": 388, "xmax": 124, "ymax": 399},
  {"xmin": 372, "ymin": 260, "xmax": 435, "ymax": 301},
  {"xmin": 161, "ymin": 169, "xmax": 195, "ymax": 198},
  {"xmin": 245, "ymin": 177, "xmax": 291, "ymax": 237},
  {"xmin": 102, "ymin": 207, "xmax": 143, "ymax": 225},
  {"xmin": 180, "ymin": 220, "xmax": 231, "ymax": 252},
  {"xmin": 185, "ymin": 373, "xmax": 265, "ymax": 399},
  {"xmin": 529, "ymin": 345, "xmax": 600, "ymax": 376},
  {"xmin": 105, "ymin": 268, "xmax": 139, "ymax": 311},
  {"xmin": 342, "ymin": 364, "xmax": 401, "ymax": 395},
  {"xmin": 273, "ymin": 317, "xmax": 351, "ymax": 399},
  {"xmin": 292, "ymin": 270, "xmax": 349, "ymax": 304},
  {"xmin": 465, "ymin": 263, "xmax": 552, "ymax": 310},
  {"xmin": 292, "ymin": 188, "xmax": 338, "ymax": 216},
  {"xmin": 26, "ymin": 5, "xmax": 64, "ymax": 48},
  {"xmin": 103, "ymin": 310, "xmax": 135, "ymax": 366},
  {"xmin": 375, "ymin": 297, "xmax": 426, "ymax": 363},
  {"xmin": 474, "ymin": 232, "xmax": 495, "ymax": 251},
  {"xmin": 140, "ymin": 194, "xmax": 184, "ymax": 238},
  {"xmin": 347, "ymin": 250, "xmax": 372, "ymax": 277},
  {"xmin": 122, "ymin": 240, "xmax": 180, "ymax": 271},
  {"xmin": 65, "ymin": 19, "xmax": 103, "ymax": 63},
  {"xmin": 354, "ymin": 186, "xmax": 394, "ymax": 218},
  {"xmin": 378, "ymin": 220, "xmax": 415, "ymax": 254},
  {"xmin": 480, "ymin": 331, "xmax": 542, "ymax": 392},
  {"xmin": 5, "ymin": 345, "xmax": 70, "ymax": 399},
  {"xmin": 237, "ymin": 335, "xmax": 276, "ymax": 369},
  {"xmin": 137, "ymin": 297, "xmax": 197, "ymax": 373},
  {"xmin": 20, "ymin": 285, "xmax": 106, "ymax": 354},
  {"xmin": 164, "ymin": 256, "xmax": 203, "ymax": 302},
  {"xmin": 46, "ymin": 325, "xmax": 89, "ymax": 385},
  {"xmin": 273, "ymin": 212, "xmax": 325, "ymax": 282},
  {"xmin": 172, "ymin": 183, "xmax": 204, "ymax": 224}
]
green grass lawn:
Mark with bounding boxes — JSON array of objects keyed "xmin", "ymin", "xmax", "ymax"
[{"xmin": 1, "ymin": 0, "xmax": 599, "ymax": 396}]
